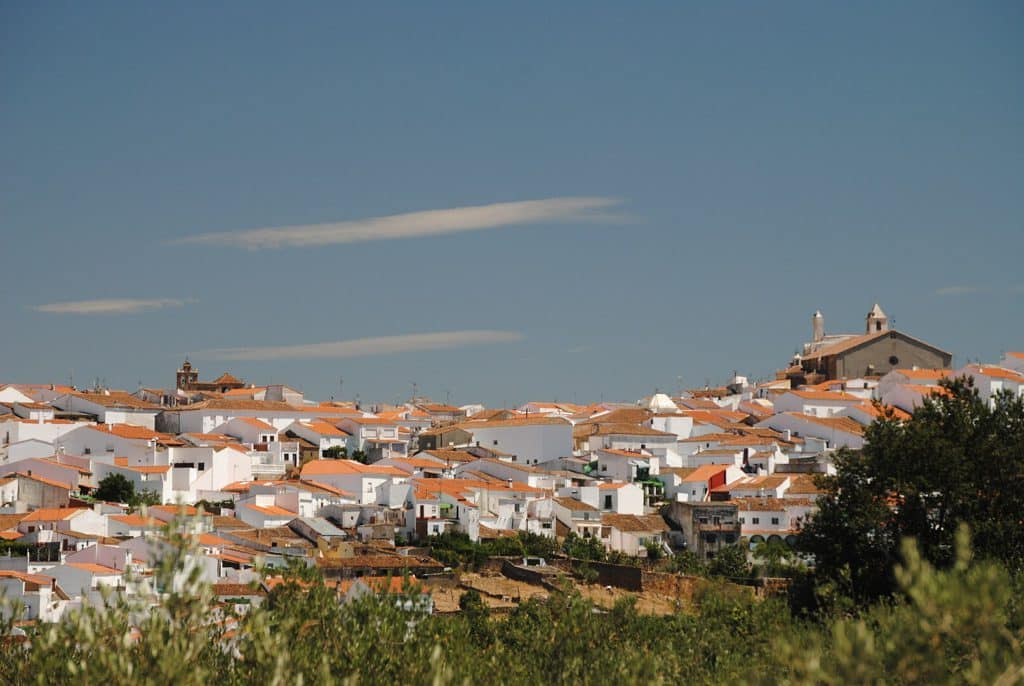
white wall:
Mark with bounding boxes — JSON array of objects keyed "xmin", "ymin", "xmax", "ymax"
[{"xmin": 465, "ymin": 423, "xmax": 571, "ymax": 464}]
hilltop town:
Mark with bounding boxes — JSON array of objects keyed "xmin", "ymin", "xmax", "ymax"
[{"xmin": 1, "ymin": 303, "xmax": 1021, "ymax": 620}]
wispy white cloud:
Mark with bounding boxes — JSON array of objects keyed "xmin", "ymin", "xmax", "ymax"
[
  {"xmin": 34, "ymin": 298, "xmax": 191, "ymax": 315},
  {"xmin": 935, "ymin": 285, "xmax": 986, "ymax": 296},
  {"xmin": 194, "ymin": 330, "xmax": 523, "ymax": 361},
  {"xmin": 171, "ymin": 197, "xmax": 625, "ymax": 249}
]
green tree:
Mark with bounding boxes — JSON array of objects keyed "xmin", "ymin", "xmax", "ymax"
[
  {"xmin": 668, "ymin": 549, "xmax": 708, "ymax": 576},
  {"xmin": 323, "ymin": 445, "xmax": 347, "ymax": 459},
  {"xmin": 351, "ymin": 449, "xmax": 368, "ymax": 464},
  {"xmin": 562, "ymin": 532, "xmax": 607, "ymax": 561},
  {"xmin": 708, "ymin": 545, "xmax": 749, "ymax": 581},
  {"xmin": 799, "ymin": 379, "xmax": 1024, "ymax": 602},
  {"xmin": 94, "ymin": 472, "xmax": 136, "ymax": 504},
  {"xmin": 752, "ymin": 541, "xmax": 803, "ymax": 578},
  {"xmin": 130, "ymin": 489, "xmax": 161, "ymax": 510},
  {"xmin": 758, "ymin": 527, "xmax": 1024, "ymax": 685}
]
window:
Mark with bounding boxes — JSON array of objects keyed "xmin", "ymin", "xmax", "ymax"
[
  {"xmin": 604, "ymin": 495, "xmax": 613, "ymax": 509},
  {"xmin": 739, "ymin": 517, "xmax": 745, "ymax": 524},
  {"xmin": 493, "ymin": 440, "xmax": 499, "ymax": 446},
  {"xmin": 698, "ymin": 517, "xmax": 708, "ymax": 525},
  {"xmin": 752, "ymin": 517, "xmax": 760, "ymax": 525},
  {"xmin": 889, "ymin": 355, "xmax": 899, "ymax": 365},
  {"xmin": 771, "ymin": 517, "xmax": 780, "ymax": 525}
]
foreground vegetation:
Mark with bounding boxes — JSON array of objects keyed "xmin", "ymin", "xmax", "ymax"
[{"xmin": 1, "ymin": 525, "xmax": 1021, "ymax": 685}]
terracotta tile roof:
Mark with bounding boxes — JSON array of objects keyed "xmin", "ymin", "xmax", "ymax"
[
  {"xmin": 71, "ymin": 391, "xmax": 161, "ymax": 410},
  {"xmin": 222, "ymin": 387, "xmax": 266, "ymax": 397},
  {"xmin": 780, "ymin": 412, "xmax": 866, "ymax": 435},
  {"xmin": 66, "ymin": 562, "xmax": 121, "ymax": 575},
  {"xmin": 586, "ymin": 423, "xmax": 675, "ymax": 437},
  {"xmin": 340, "ymin": 417, "xmax": 398, "ymax": 426},
  {"xmin": 460, "ymin": 416, "xmax": 570, "ymax": 429},
  {"xmin": 588, "ymin": 408, "xmax": 654, "ymax": 424},
  {"xmin": 602, "ymin": 514, "xmax": 668, "ymax": 533},
  {"xmin": 0, "ymin": 570, "xmax": 55, "ymax": 586},
  {"xmin": 300, "ymin": 459, "xmax": 407, "ymax": 478},
  {"xmin": 850, "ymin": 402, "xmax": 912, "ymax": 422},
  {"xmin": 151, "ymin": 505, "xmax": 199, "ymax": 517},
  {"xmin": 295, "ymin": 480, "xmax": 354, "ymax": 498},
  {"xmin": 385, "ymin": 457, "xmax": 447, "ymax": 470},
  {"xmin": 553, "ymin": 497, "xmax": 599, "ymax": 512},
  {"xmin": 788, "ymin": 390, "xmax": 863, "ymax": 402},
  {"xmin": 967, "ymin": 365, "xmax": 1024, "ymax": 382},
  {"xmin": 235, "ymin": 417, "xmax": 275, "ymax": 430},
  {"xmin": 110, "ymin": 514, "xmax": 158, "ymax": 527},
  {"xmin": 21, "ymin": 507, "xmax": 86, "ymax": 522},
  {"xmin": 198, "ymin": 533, "xmax": 234, "ymax": 547},
  {"xmin": 87, "ymin": 423, "xmax": 186, "ymax": 445},
  {"xmin": 242, "ymin": 503, "xmax": 296, "ymax": 517},
  {"xmin": 892, "ymin": 368, "xmax": 953, "ymax": 381},
  {"xmin": 597, "ymin": 448, "xmax": 653, "ymax": 458},
  {"xmin": 801, "ymin": 331, "xmax": 887, "ymax": 360},
  {"xmin": 417, "ymin": 403, "xmax": 461, "ymax": 413},
  {"xmin": 785, "ymin": 474, "xmax": 824, "ymax": 495},
  {"xmin": 118, "ymin": 464, "xmax": 171, "ymax": 475},
  {"xmin": 679, "ymin": 464, "xmax": 728, "ymax": 483},
  {"xmin": 713, "ymin": 475, "xmax": 789, "ymax": 493},
  {"xmin": 213, "ymin": 582, "xmax": 265, "ymax": 597},
  {"xmin": 680, "ymin": 410, "xmax": 746, "ymax": 429},
  {"xmin": 734, "ymin": 496, "xmax": 817, "ymax": 511},
  {"xmin": 0, "ymin": 514, "xmax": 28, "ymax": 530},
  {"xmin": 903, "ymin": 384, "xmax": 954, "ymax": 397},
  {"xmin": 176, "ymin": 399, "xmax": 306, "ymax": 412},
  {"xmin": 289, "ymin": 419, "xmax": 348, "ymax": 437}
]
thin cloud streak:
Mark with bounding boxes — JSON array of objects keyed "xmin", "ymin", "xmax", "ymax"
[
  {"xmin": 34, "ymin": 298, "xmax": 190, "ymax": 315},
  {"xmin": 172, "ymin": 197, "xmax": 624, "ymax": 249},
  {"xmin": 195, "ymin": 330, "xmax": 524, "ymax": 361},
  {"xmin": 935, "ymin": 285, "xmax": 986, "ymax": 296}
]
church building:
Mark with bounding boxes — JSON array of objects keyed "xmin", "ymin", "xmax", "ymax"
[
  {"xmin": 175, "ymin": 360, "xmax": 247, "ymax": 393},
  {"xmin": 787, "ymin": 304, "xmax": 952, "ymax": 383}
]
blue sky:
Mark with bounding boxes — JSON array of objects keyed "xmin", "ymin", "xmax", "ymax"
[{"xmin": 2, "ymin": 2, "xmax": 1022, "ymax": 406}]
